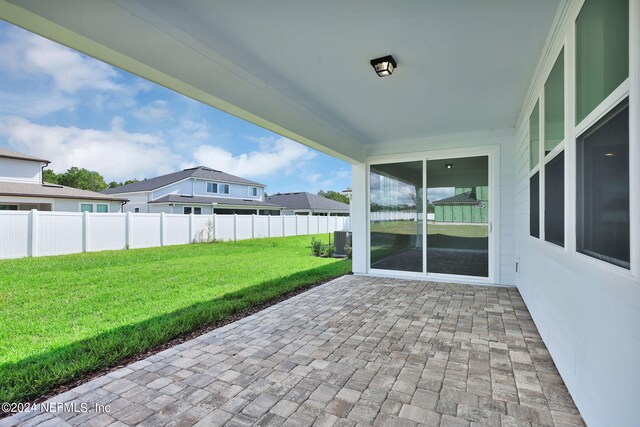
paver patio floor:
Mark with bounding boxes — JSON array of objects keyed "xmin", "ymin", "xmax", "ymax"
[{"xmin": 3, "ymin": 276, "xmax": 584, "ymax": 426}]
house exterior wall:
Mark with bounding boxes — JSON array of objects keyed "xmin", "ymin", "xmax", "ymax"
[
  {"xmin": 119, "ymin": 192, "xmax": 151, "ymax": 213},
  {"xmin": 0, "ymin": 157, "xmax": 42, "ymax": 184},
  {"xmin": 151, "ymin": 178, "xmax": 264, "ymax": 201},
  {"xmin": 512, "ymin": 1, "xmax": 640, "ymax": 426},
  {"xmin": 53, "ymin": 199, "xmax": 123, "ymax": 213}
]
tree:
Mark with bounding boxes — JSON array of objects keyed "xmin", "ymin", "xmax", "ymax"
[
  {"xmin": 317, "ymin": 190, "xmax": 350, "ymax": 204},
  {"xmin": 43, "ymin": 169, "xmax": 59, "ymax": 184},
  {"xmin": 56, "ymin": 167, "xmax": 108, "ymax": 192},
  {"xmin": 108, "ymin": 179, "xmax": 139, "ymax": 189}
]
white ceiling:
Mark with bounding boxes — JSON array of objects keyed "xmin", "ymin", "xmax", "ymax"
[{"xmin": 1, "ymin": 0, "xmax": 560, "ymax": 162}]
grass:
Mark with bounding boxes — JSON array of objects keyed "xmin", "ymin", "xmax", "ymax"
[
  {"xmin": 371, "ymin": 220, "xmax": 488, "ymax": 238},
  {"xmin": 0, "ymin": 234, "xmax": 350, "ymax": 403}
]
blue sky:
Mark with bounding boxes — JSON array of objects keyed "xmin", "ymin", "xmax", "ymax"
[{"xmin": 0, "ymin": 21, "xmax": 351, "ymax": 194}]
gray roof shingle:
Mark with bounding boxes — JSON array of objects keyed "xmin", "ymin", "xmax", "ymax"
[
  {"xmin": 0, "ymin": 182, "xmax": 128, "ymax": 201},
  {"xmin": 266, "ymin": 192, "xmax": 350, "ymax": 212},
  {"xmin": 102, "ymin": 166, "xmax": 264, "ymax": 194},
  {"xmin": 149, "ymin": 194, "xmax": 282, "ymax": 208},
  {"xmin": 433, "ymin": 191, "xmax": 478, "ymax": 205},
  {"xmin": 0, "ymin": 147, "xmax": 50, "ymax": 163}
]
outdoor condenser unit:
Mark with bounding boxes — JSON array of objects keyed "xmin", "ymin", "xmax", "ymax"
[{"xmin": 333, "ymin": 231, "xmax": 352, "ymax": 257}]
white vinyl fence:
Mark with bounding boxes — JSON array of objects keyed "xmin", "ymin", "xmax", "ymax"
[
  {"xmin": 370, "ymin": 212, "xmax": 435, "ymax": 221},
  {"xmin": 0, "ymin": 210, "xmax": 350, "ymax": 259}
]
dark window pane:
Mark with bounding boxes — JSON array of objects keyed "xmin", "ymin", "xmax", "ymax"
[
  {"xmin": 545, "ymin": 152, "xmax": 565, "ymax": 246},
  {"xmin": 530, "ymin": 101, "xmax": 540, "ymax": 170},
  {"xmin": 577, "ymin": 101, "xmax": 629, "ymax": 268},
  {"xmin": 576, "ymin": 0, "xmax": 628, "ymax": 123},
  {"xmin": 530, "ymin": 172, "xmax": 540, "ymax": 238}
]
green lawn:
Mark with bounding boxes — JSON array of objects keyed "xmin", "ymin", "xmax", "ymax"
[
  {"xmin": 371, "ymin": 220, "xmax": 488, "ymax": 238},
  {"xmin": 0, "ymin": 234, "xmax": 350, "ymax": 403}
]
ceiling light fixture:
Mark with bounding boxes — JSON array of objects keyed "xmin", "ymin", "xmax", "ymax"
[
  {"xmin": 370, "ymin": 55, "xmax": 397, "ymax": 77},
  {"xmin": 445, "ymin": 163, "xmax": 453, "ymax": 169}
]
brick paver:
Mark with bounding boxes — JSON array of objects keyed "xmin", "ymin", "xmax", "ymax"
[{"xmin": 2, "ymin": 276, "xmax": 584, "ymax": 426}]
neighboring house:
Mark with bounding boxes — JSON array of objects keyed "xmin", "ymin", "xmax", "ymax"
[
  {"xmin": 266, "ymin": 192, "xmax": 350, "ymax": 216},
  {"xmin": 341, "ymin": 188, "xmax": 352, "ymax": 201},
  {"xmin": 432, "ymin": 186, "xmax": 488, "ymax": 223},
  {"xmin": 102, "ymin": 166, "xmax": 283, "ymax": 215},
  {"xmin": 0, "ymin": 148, "xmax": 127, "ymax": 212}
]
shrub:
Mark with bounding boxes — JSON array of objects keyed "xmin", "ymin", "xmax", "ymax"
[
  {"xmin": 344, "ymin": 244, "xmax": 352, "ymax": 259},
  {"xmin": 322, "ymin": 244, "xmax": 335, "ymax": 258},
  {"xmin": 310, "ymin": 237, "xmax": 323, "ymax": 256}
]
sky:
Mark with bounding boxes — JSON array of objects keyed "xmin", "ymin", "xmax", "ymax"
[{"xmin": 0, "ymin": 21, "xmax": 351, "ymax": 194}]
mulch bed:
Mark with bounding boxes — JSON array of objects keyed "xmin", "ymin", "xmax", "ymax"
[{"xmin": 0, "ymin": 273, "xmax": 350, "ymax": 418}]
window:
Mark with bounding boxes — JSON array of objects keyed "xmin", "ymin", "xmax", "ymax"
[
  {"xmin": 183, "ymin": 206, "xmax": 202, "ymax": 215},
  {"xmin": 219, "ymin": 184, "xmax": 230, "ymax": 194},
  {"xmin": 544, "ymin": 50, "xmax": 564, "ymax": 155},
  {"xmin": 577, "ymin": 101, "xmax": 629, "ymax": 268},
  {"xmin": 545, "ymin": 152, "xmax": 564, "ymax": 246},
  {"xmin": 250, "ymin": 187, "xmax": 258, "ymax": 197},
  {"xmin": 530, "ymin": 172, "xmax": 540, "ymax": 238},
  {"xmin": 207, "ymin": 182, "xmax": 217, "ymax": 193},
  {"xmin": 529, "ymin": 101, "xmax": 540, "ymax": 170},
  {"xmin": 0, "ymin": 204, "xmax": 18, "ymax": 211},
  {"xmin": 134, "ymin": 207, "xmax": 140, "ymax": 213},
  {"xmin": 575, "ymin": 0, "xmax": 628, "ymax": 123},
  {"xmin": 96, "ymin": 204, "xmax": 108, "ymax": 213},
  {"xmin": 80, "ymin": 204, "xmax": 93, "ymax": 213}
]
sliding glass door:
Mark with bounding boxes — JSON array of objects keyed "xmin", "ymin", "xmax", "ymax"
[
  {"xmin": 426, "ymin": 156, "xmax": 489, "ymax": 277},
  {"xmin": 369, "ymin": 161, "xmax": 423, "ymax": 272},
  {"xmin": 369, "ymin": 155, "xmax": 490, "ymax": 279}
]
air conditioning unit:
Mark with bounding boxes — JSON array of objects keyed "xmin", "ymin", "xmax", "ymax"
[{"xmin": 333, "ymin": 231, "xmax": 352, "ymax": 257}]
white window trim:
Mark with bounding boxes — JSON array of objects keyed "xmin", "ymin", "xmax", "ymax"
[
  {"xmin": 183, "ymin": 206, "xmax": 203, "ymax": 215},
  {"xmin": 522, "ymin": 1, "xmax": 638, "ymax": 281},
  {"xmin": 79, "ymin": 202, "xmax": 109, "ymax": 213}
]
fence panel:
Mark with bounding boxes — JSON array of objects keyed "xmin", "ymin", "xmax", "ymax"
[
  {"xmin": 215, "ymin": 215, "xmax": 235, "ymax": 241},
  {"xmin": 0, "ymin": 211, "xmax": 30, "ymax": 259},
  {"xmin": 296, "ymin": 216, "xmax": 309, "ymax": 235},
  {"xmin": 269, "ymin": 216, "xmax": 283, "ymax": 237},
  {"xmin": 235, "ymin": 215, "xmax": 253, "ymax": 240},
  {"xmin": 283, "ymin": 216, "xmax": 297, "ymax": 236},
  {"xmin": 129, "ymin": 214, "xmax": 161, "ymax": 248},
  {"xmin": 191, "ymin": 215, "xmax": 213, "ymax": 242},
  {"xmin": 254, "ymin": 216, "xmax": 269, "ymax": 238},
  {"xmin": 165, "ymin": 214, "xmax": 191, "ymax": 245},
  {"xmin": 37, "ymin": 212, "xmax": 83, "ymax": 256},
  {"xmin": 0, "ymin": 211, "xmax": 351, "ymax": 259},
  {"xmin": 89, "ymin": 213, "xmax": 126, "ymax": 252}
]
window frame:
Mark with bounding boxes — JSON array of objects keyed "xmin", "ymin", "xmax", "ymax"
[
  {"xmin": 183, "ymin": 206, "xmax": 202, "ymax": 215},
  {"xmin": 0, "ymin": 204, "xmax": 19, "ymax": 211},
  {"xmin": 249, "ymin": 186, "xmax": 258, "ymax": 197}
]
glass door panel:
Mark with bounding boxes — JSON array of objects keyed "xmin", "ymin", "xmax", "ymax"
[
  {"xmin": 426, "ymin": 156, "xmax": 489, "ymax": 277},
  {"xmin": 370, "ymin": 161, "xmax": 423, "ymax": 272}
]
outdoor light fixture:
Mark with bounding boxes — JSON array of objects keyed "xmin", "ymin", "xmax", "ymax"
[
  {"xmin": 370, "ymin": 55, "xmax": 397, "ymax": 77},
  {"xmin": 445, "ymin": 163, "xmax": 453, "ymax": 169}
]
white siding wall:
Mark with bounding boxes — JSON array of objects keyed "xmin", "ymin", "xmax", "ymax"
[
  {"xmin": 512, "ymin": 1, "xmax": 640, "ymax": 425},
  {"xmin": 120, "ymin": 193, "xmax": 150, "ymax": 213},
  {"xmin": 151, "ymin": 178, "xmax": 264, "ymax": 201},
  {"xmin": 0, "ymin": 157, "xmax": 42, "ymax": 183},
  {"xmin": 53, "ymin": 199, "xmax": 123, "ymax": 213}
]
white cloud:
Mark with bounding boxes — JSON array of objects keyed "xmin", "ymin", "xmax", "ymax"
[
  {"xmin": 190, "ymin": 137, "xmax": 316, "ymax": 179},
  {"xmin": 0, "ymin": 116, "xmax": 182, "ymax": 181},
  {"xmin": 132, "ymin": 100, "xmax": 172, "ymax": 122},
  {"xmin": 0, "ymin": 27, "xmax": 123, "ymax": 93}
]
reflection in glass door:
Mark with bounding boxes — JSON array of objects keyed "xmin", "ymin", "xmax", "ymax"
[
  {"xmin": 426, "ymin": 156, "xmax": 489, "ymax": 277},
  {"xmin": 369, "ymin": 161, "xmax": 423, "ymax": 272}
]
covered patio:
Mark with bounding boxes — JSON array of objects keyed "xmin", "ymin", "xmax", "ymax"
[{"xmin": 4, "ymin": 276, "xmax": 582, "ymax": 427}]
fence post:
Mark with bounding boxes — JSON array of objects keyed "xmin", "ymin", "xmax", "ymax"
[
  {"xmin": 160, "ymin": 212, "xmax": 165, "ymax": 246},
  {"xmin": 251, "ymin": 214, "xmax": 255, "ymax": 238},
  {"xmin": 213, "ymin": 214, "xmax": 217, "ymax": 241},
  {"xmin": 28, "ymin": 209, "xmax": 38, "ymax": 257},
  {"xmin": 233, "ymin": 214, "xmax": 237, "ymax": 241},
  {"xmin": 189, "ymin": 213, "xmax": 194, "ymax": 243},
  {"xmin": 282, "ymin": 215, "xmax": 285, "ymax": 236},
  {"xmin": 307, "ymin": 215, "xmax": 311, "ymax": 235},
  {"xmin": 295, "ymin": 215, "xmax": 298, "ymax": 235},
  {"xmin": 267, "ymin": 215, "xmax": 271, "ymax": 238},
  {"xmin": 82, "ymin": 211, "xmax": 89, "ymax": 252},
  {"xmin": 125, "ymin": 212, "xmax": 131, "ymax": 248}
]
